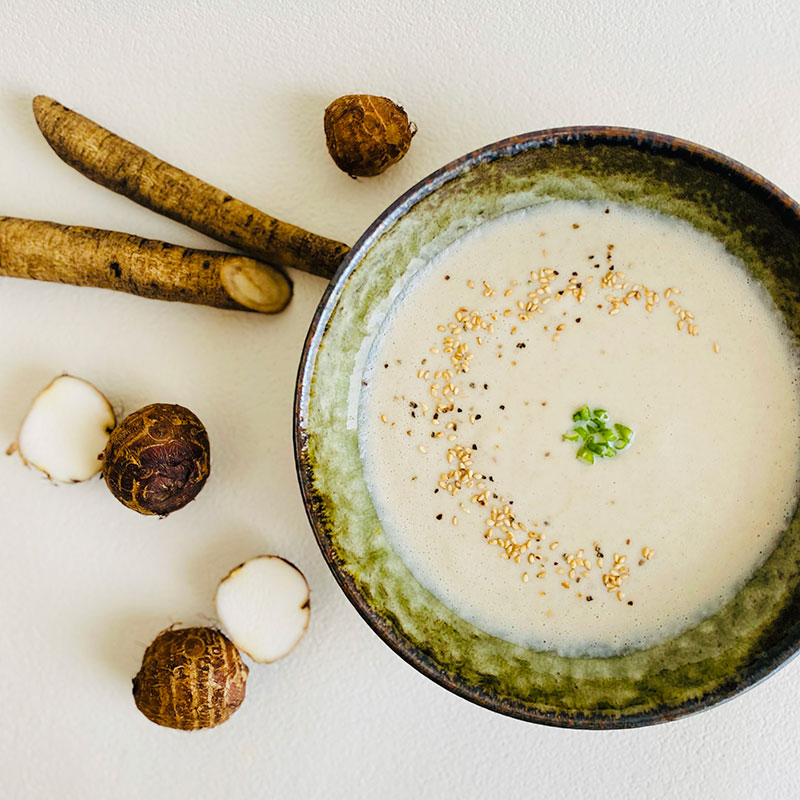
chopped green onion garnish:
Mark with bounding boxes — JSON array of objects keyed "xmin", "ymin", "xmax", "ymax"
[
  {"xmin": 576, "ymin": 446, "xmax": 594, "ymax": 464},
  {"xmin": 614, "ymin": 423, "xmax": 632, "ymax": 439},
  {"xmin": 563, "ymin": 405, "xmax": 635, "ymax": 464},
  {"xmin": 573, "ymin": 405, "xmax": 591, "ymax": 422}
]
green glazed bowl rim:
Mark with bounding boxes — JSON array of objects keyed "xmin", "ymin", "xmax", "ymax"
[{"xmin": 294, "ymin": 126, "xmax": 800, "ymax": 728}]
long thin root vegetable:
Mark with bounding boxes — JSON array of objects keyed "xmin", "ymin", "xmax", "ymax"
[
  {"xmin": 215, "ymin": 555, "xmax": 310, "ymax": 663},
  {"xmin": 33, "ymin": 95, "xmax": 351, "ymax": 280},
  {"xmin": 133, "ymin": 627, "xmax": 248, "ymax": 730},
  {"xmin": 0, "ymin": 216, "xmax": 292, "ymax": 313},
  {"xmin": 103, "ymin": 403, "xmax": 210, "ymax": 517},
  {"xmin": 8, "ymin": 374, "xmax": 115, "ymax": 482}
]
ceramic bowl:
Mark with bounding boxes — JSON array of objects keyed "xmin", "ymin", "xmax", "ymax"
[{"xmin": 294, "ymin": 127, "xmax": 800, "ymax": 728}]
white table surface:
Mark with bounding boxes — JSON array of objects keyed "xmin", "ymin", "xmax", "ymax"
[{"xmin": 1, "ymin": 1, "xmax": 799, "ymax": 797}]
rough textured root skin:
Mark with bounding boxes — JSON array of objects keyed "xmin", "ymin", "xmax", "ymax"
[
  {"xmin": 132, "ymin": 627, "xmax": 248, "ymax": 730},
  {"xmin": 33, "ymin": 95, "xmax": 350, "ymax": 280},
  {"xmin": 0, "ymin": 216, "xmax": 292, "ymax": 313},
  {"xmin": 103, "ymin": 403, "xmax": 210, "ymax": 516},
  {"xmin": 324, "ymin": 94, "xmax": 416, "ymax": 178}
]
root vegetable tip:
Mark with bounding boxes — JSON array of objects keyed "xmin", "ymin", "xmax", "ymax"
[
  {"xmin": 215, "ymin": 555, "xmax": 310, "ymax": 663},
  {"xmin": 133, "ymin": 627, "xmax": 248, "ymax": 730},
  {"xmin": 103, "ymin": 403, "xmax": 210, "ymax": 516},
  {"xmin": 10, "ymin": 375, "xmax": 115, "ymax": 482}
]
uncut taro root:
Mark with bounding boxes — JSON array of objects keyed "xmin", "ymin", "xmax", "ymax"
[
  {"xmin": 103, "ymin": 404, "xmax": 210, "ymax": 517},
  {"xmin": 133, "ymin": 627, "xmax": 248, "ymax": 730},
  {"xmin": 33, "ymin": 95, "xmax": 350, "ymax": 280},
  {"xmin": 0, "ymin": 217, "xmax": 292, "ymax": 313}
]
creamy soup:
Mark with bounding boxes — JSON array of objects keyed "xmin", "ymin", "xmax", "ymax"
[{"xmin": 358, "ymin": 201, "xmax": 800, "ymax": 657}]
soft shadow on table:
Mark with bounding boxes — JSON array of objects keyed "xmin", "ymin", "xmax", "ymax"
[
  {"xmin": 94, "ymin": 527, "xmax": 269, "ymax": 680},
  {"xmin": 184, "ymin": 525, "xmax": 272, "ymax": 603},
  {"xmin": 0, "ymin": 365, "xmax": 62, "ymax": 444},
  {"xmin": 95, "ymin": 611, "xmax": 185, "ymax": 681},
  {"xmin": 1, "ymin": 89, "xmax": 39, "ymax": 137}
]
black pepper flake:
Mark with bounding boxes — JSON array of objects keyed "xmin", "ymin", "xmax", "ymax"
[
  {"xmin": 444, "ymin": 275, "xmax": 450, "ymax": 280},
  {"xmin": 604, "ymin": 207, "xmax": 610, "ymax": 214},
  {"xmin": 411, "ymin": 411, "xmax": 416, "ymax": 418},
  {"xmin": 575, "ymin": 317, "xmax": 581, "ymax": 323},
  {"xmin": 499, "ymin": 405, "xmax": 505, "ymax": 410},
  {"xmin": 410, "ymin": 401, "xmax": 417, "ymax": 408},
  {"xmin": 471, "ymin": 444, "xmax": 477, "ymax": 450},
  {"xmin": 572, "ymin": 271, "xmax": 578, "ymax": 277},
  {"xmin": 456, "ymin": 408, "xmax": 462, "ymax": 413},
  {"xmin": 435, "ymin": 513, "xmax": 443, "ymax": 520},
  {"xmin": 588, "ymin": 254, "xmax": 595, "ymax": 259},
  {"xmin": 384, "ymin": 363, "xmax": 388, "ymax": 369},
  {"xmin": 586, "ymin": 596, "xmax": 594, "ymax": 602},
  {"xmin": 483, "ymin": 383, "xmax": 489, "ymax": 390},
  {"xmin": 475, "ymin": 414, "xmax": 482, "ymax": 420},
  {"xmin": 469, "ymin": 382, "xmax": 476, "ymax": 389},
  {"xmin": 593, "ymin": 263, "xmax": 600, "ymax": 268},
  {"xmin": 434, "ymin": 488, "xmax": 439, "ymax": 493},
  {"xmin": 433, "ymin": 413, "xmax": 439, "ymax": 420},
  {"xmin": 553, "ymin": 270, "xmax": 559, "ymax": 276},
  {"xmin": 627, "ymin": 601, "xmax": 634, "ymax": 606},
  {"xmin": 516, "ymin": 342, "xmax": 526, "ymax": 349}
]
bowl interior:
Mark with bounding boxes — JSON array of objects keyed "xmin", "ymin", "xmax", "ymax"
[{"xmin": 295, "ymin": 128, "xmax": 800, "ymax": 728}]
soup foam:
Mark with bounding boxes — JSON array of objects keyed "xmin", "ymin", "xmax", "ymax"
[{"xmin": 358, "ymin": 201, "xmax": 800, "ymax": 657}]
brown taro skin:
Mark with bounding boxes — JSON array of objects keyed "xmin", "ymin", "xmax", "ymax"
[
  {"xmin": 103, "ymin": 403, "xmax": 210, "ymax": 516},
  {"xmin": 133, "ymin": 627, "xmax": 248, "ymax": 730},
  {"xmin": 324, "ymin": 94, "xmax": 416, "ymax": 178}
]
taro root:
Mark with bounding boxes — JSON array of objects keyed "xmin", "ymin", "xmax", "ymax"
[
  {"xmin": 133, "ymin": 627, "xmax": 248, "ymax": 730},
  {"xmin": 324, "ymin": 94, "xmax": 416, "ymax": 178},
  {"xmin": 103, "ymin": 403, "xmax": 210, "ymax": 516},
  {"xmin": 7, "ymin": 375, "xmax": 115, "ymax": 483},
  {"xmin": 215, "ymin": 555, "xmax": 311, "ymax": 663}
]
